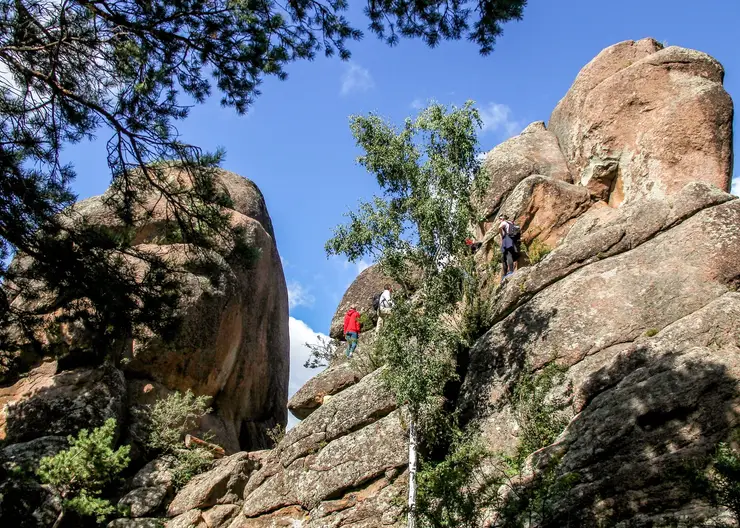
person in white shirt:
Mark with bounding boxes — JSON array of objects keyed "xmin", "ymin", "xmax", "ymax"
[{"xmin": 376, "ymin": 285, "xmax": 394, "ymax": 331}]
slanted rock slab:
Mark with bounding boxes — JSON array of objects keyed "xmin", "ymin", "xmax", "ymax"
[{"xmin": 287, "ymin": 361, "xmax": 361, "ymax": 419}]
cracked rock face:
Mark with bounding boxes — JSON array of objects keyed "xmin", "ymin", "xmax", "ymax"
[
  {"xmin": 165, "ymin": 369, "xmax": 406, "ymax": 528},
  {"xmin": 458, "ymin": 39, "xmax": 738, "ymax": 525}
]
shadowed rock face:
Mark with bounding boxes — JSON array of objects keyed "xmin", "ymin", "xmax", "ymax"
[{"xmin": 0, "ymin": 169, "xmax": 289, "ymax": 453}]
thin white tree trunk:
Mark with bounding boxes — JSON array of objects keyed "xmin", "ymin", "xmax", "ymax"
[{"xmin": 407, "ymin": 415, "xmax": 418, "ymax": 528}]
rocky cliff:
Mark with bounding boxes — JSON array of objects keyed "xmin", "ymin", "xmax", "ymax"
[
  {"xmin": 2, "ymin": 37, "xmax": 738, "ymax": 528},
  {"xmin": 157, "ymin": 38, "xmax": 738, "ymax": 528}
]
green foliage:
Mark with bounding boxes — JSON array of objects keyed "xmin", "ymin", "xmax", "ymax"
[
  {"xmin": 417, "ymin": 433, "xmax": 497, "ymax": 527},
  {"xmin": 417, "ymin": 429, "xmax": 581, "ymax": 528},
  {"xmin": 376, "ymin": 299, "xmax": 460, "ymax": 437},
  {"xmin": 64, "ymin": 491, "xmax": 119, "ymax": 524},
  {"xmin": 145, "ymin": 390, "xmax": 211, "ymax": 454},
  {"xmin": 171, "ymin": 446, "xmax": 214, "ymax": 489},
  {"xmin": 37, "ymin": 418, "xmax": 130, "ymax": 523},
  {"xmin": 524, "ymin": 238, "xmax": 551, "ymax": 265},
  {"xmin": 493, "ymin": 460, "xmax": 581, "ymax": 527},
  {"xmin": 266, "ymin": 423, "xmax": 286, "ymax": 447},
  {"xmin": 359, "ymin": 312, "xmax": 375, "ymax": 331},
  {"xmin": 510, "ymin": 363, "xmax": 571, "ymax": 468},
  {"xmin": 0, "ymin": 0, "xmax": 526, "ymax": 367},
  {"xmin": 693, "ymin": 441, "xmax": 740, "ymax": 523},
  {"xmin": 326, "ymin": 101, "xmax": 491, "ymax": 525},
  {"xmin": 304, "ymin": 335, "xmax": 340, "ymax": 369},
  {"xmin": 326, "ymin": 101, "xmax": 488, "ymax": 428},
  {"xmin": 645, "ymin": 328, "xmax": 659, "ymax": 337},
  {"xmin": 487, "ymin": 246, "xmax": 503, "ymax": 277},
  {"xmin": 142, "ymin": 390, "xmax": 215, "ymax": 488}
]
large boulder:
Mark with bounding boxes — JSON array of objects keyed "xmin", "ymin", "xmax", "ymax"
[
  {"xmin": 474, "ymin": 121, "xmax": 572, "ymax": 236},
  {"xmin": 476, "ymin": 175, "xmax": 593, "ymax": 267},
  {"xmin": 287, "ymin": 360, "xmax": 361, "ymax": 420},
  {"xmin": 161, "ymin": 369, "xmax": 405, "ymax": 528},
  {"xmin": 0, "ymin": 436, "xmax": 68, "ymax": 472},
  {"xmin": 1, "ymin": 169, "xmax": 289, "ymax": 453},
  {"xmin": 549, "ymin": 38, "xmax": 733, "ymax": 206},
  {"xmin": 167, "ymin": 452, "xmax": 260, "ymax": 517},
  {"xmin": 220, "ymin": 368, "xmax": 406, "ymax": 527}
]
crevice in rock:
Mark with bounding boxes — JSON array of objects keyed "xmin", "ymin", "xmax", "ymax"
[{"xmin": 320, "ymin": 468, "xmax": 399, "ymax": 504}]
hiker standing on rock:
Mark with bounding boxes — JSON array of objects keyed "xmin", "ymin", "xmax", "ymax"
[
  {"xmin": 499, "ymin": 215, "xmax": 520, "ymax": 281},
  {"xmin": 376, "ymin": 285, "xmax": 394, "ymax": 331},
  {"xmin": 343, "ymin": 304, "xmax": 361, "ymax": 358}
]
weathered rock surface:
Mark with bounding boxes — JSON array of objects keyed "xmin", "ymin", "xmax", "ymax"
[
  {"xmin": 0, "ymin": 361, "xmax": 125, "ymax": 443},
  {"xmin": 476, "ymin": 175, "xmax": 592, "ymax": 266},
  {"xmin": 167, "ymin": 452, "xmax": 260, "ymax": 516},
  {"xmin": 549, "ymin": 38, "xmax": 733, "ymax": 206},
  {"xmin": 119, "ymin": 486, "xmax": 170, "ymax": 518},
  {"xmin": 108, "ymin": 519, "xmax": 164, "ymax": 528},
  {"xmin": 474, "ymin": 121, "xmax": 572, "ymax": 235},
  {"xmin": 0, "ymin": 436, "xmax": 67, "ymax": 472},
  {"xmin": 168, "ymin": 368, "xmax": 407, "ymax": 528},
  {"xmin": 287, "ymin": 360, "xmax": 361, "ymax": 419}
]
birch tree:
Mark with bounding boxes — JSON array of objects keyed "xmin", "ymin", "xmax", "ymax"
[{"xmin": 326, "ymin": 101, "xmax": 486, "ymax": 526}]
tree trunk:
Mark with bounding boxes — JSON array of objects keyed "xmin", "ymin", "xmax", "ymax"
[
  {"xmin": 51, "ymin": 509, "xmax": 65, "ymax": 528},
  {"xmin": 407, "ymin": 415, "xmax": 418, "ymax": 528}
]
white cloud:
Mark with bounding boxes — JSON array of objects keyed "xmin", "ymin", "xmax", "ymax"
[
  {"xmin": 287, "ymin": 317, "xmax": 328, "ymax": 429},
  {"xmin": 731, "ymin": 177, "xmax": 739, "ymax": 197},
  {"xmin": 479, "ymin": 102, "xmax": 523, "ymax": 139},
  {"xmin": 287, "ymin": 281, "xmax": 315, "ymax": 310},
  {"xmin": 340, "ymin": 62, "xmax": 374, "ymax": 96},
  {"xmin": 410, "ymin": 98, "xmax": 424, "ymax": 110}
]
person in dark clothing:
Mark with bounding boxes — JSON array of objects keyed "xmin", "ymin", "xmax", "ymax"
[
  {"xmin": 343, "ymin": 305, "xmax": 361, "ymax": 358},
  {"xmin": 499, "ymin": 215, "xmax": 518, "ymax": 281}
]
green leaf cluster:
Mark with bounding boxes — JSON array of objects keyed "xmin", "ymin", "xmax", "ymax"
[
  {"xmin": 510, "ymin": 363, "xmax": 571, "ymax": 467},
  {"xmin": 692, "ymin": 441, "xmax": 740, "ymax": 524},
  {"xmin": 524, "ymin": 238, "xmax": 551, "ymax": 265},
  {"xmin": 141, "ymin": 389, "xmax": 215, "ymax": 488},
  {"xmin": 417, "ymin": 433, "xmax": 497, "ymax": 527},
  {"xmin": 326, "ymin": 101, "xmax": 487, "ymax": 432},
  {"xmin": 36, "ymin": 418, "xmax": 130, "ymax": 523}
]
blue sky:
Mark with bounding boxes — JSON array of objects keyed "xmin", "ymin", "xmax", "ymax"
[{"xmin": 62, "ymin": 0, "xmax": 739, "ymax": 421}]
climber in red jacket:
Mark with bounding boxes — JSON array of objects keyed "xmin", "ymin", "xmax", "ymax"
[{"xmin": 343, "ymin": 305, "xmax": 361, "ymax": 358}]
